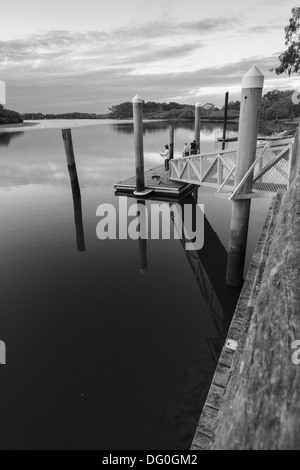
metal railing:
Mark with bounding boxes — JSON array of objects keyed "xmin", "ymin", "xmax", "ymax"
[
  {"xmin": 170, "ymin": 147, "xmax": 237, "ymax": 191},
  {"xmin": 170, "ymin": 137, "xmax": 296, "ymax": 199}
]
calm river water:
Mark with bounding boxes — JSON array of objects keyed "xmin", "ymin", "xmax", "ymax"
[{"xmin": 0, "ymin": 120, "xmax": 271, "ymax": 450}]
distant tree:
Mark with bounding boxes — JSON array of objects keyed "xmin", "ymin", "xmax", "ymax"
[
  {"xmin": 276, "ymin": 7, "xmax": 300, "ymax": 75},
  {"xmin": 0, "ymin": 105, "xmax": 23, "ymax": 125},
  {"xmin": 261, "ymin": 89, "xmax": 298, "ymax": 120},
  {"xmin": 227, "ymin": 101, "xmax": 241, "ymax": 111}
]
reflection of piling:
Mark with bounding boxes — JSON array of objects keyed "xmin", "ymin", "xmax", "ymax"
[
  {"xmin": 222, "ymin": 92, "xmax": 229, "ymax": 151},
  {"xmin": 138, "ymin": 200, "xmax": 148, "ymax": 274},
  {"xmin": 62, "ymin": 129, "xmax": 81, "ymax": 198},
  {"xmin": 139, "ymin": 239, "xmax": 148, "ymax": 274},
  {"xmin": 73, "ymin": 197, "xmax": 86, "ymax": 252},
  {"xmin": 226, "ymin": 67, "xmax": 264, "ymax": 287},
  {"xmin": 169, "ymin": 125, "xmax": 174, "ymax": 160},
  {"xmin": 195, "ymin": 102, "xmax": 201, "ymax": 153},
  {"xmin": 62, "ymin": 128, "xmax": 86, "ymax": 252}
]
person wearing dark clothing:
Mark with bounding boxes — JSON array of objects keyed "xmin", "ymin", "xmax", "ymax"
[{"xmin": 190, "ymin": 140, "xmax": 197, "ymax": 155}]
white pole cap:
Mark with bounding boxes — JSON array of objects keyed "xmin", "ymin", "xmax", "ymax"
[
  {"xmin": 132, "ymin": 94, "xmax": 143, "ymax": 104},
  {"xmin": 195, "ymin": 102, "xmax": 201, "ymax": 108},
  {"xmin": 242, "ymin": 66, "xmax": 264, "ymax": 89},
  {"xmin": 0, "ymin": 80, "xmax": 6, "ymax": 105}
]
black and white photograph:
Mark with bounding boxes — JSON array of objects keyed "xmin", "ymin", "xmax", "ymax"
[{"xmin": 0, "ymin": 0, "xmax": 299, "ymax": 453}]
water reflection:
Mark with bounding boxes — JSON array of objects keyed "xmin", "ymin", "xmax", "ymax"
[
  {"xmin": 173, "ymin": 193, "xmax": 239, "ymax": 356},
  {"xmin": 111, "ymin": 120, "xmax": 239, "ymax": 137},
  {"xmin": 137, "ymin": 200, "xmax": 148, "ymax": 274},
  {"xmin": 180, "ymin": 193, "xmax": 240, "ymax": 359},
  {"xmin": 0, "ymin": 121, "xmax": 268, "ymax": 450},
  {"xmin": 73, "ymin": 196, "xmax": 85, "ymax": 252},
  {"xmin": 115, "ymin": 192, "xmax": 240, "ymax": 448},
  {"xmin": 0, "ymin": 131, "xmax": 24, "ymax": 147},
  {"xmin": 127, "ymin": 192, "xmax": 240, "ymax": 364}
]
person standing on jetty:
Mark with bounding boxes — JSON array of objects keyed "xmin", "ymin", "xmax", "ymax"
[
  {"xmin": 183, "ymin": 143, "xmax": 190, "ymax": 157},
  {"xmin": 160, "ymin": 145, "xmax": 170, "ymax": 171}
]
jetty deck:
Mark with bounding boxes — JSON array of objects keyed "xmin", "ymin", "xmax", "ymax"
[
  {"xmin": 191, "ymin": 172, "xmax": 300, "ymax": 450},
  {"xmin": 114, "ymin": 164, "xmax": 198, "ymax": 200}
]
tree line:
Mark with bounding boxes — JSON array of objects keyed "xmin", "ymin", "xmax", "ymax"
[
  {"xmin": 0, "ymin": 105, "xmax": 23, "ymax": 125},
  {"xmin": 106, "ymin": 91, "xmax": 300, "ymax": 121},
  {"xmin": 1, "ymin": 89, "xmax": 300, "ymax": 125},
  {"xmin": 21, "ymin": 112, "xmax": 106, "ymax": 121}
]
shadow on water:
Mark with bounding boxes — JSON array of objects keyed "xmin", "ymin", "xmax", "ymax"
[
  {"xmin": 118, "ymin": 189, "xmax": 241, "ymax": 449},
  {"xmin": 0, "ymin": 132, "xmax": 25, "ymax": 147}
]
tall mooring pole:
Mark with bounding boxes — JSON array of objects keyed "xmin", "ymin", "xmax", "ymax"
[
  {"xmin": 132, "ymin": 95, "xmax": 152, "ymax": 197},
  {"xmin": 169, "ymin": 125, "xmax": 175, "ymax": 160},
  {"xmin": 195, "ymin": 102, "xmax": 201, "ymax": 154},
  {"xmin": 226, "ymin": 66, "xmax": 264, "ymax": 288},
  {"xmin": 222, "ymin": 92, "xmax": 229, "ymax": 151}
]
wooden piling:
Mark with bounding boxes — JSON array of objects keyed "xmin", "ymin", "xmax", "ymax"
[
  {"xmin": 132, "ymin": 95, "xmax": 152, "ymax": 197},
  {"xmin": 226, "ymin": 67, "xmax": 264, "ymax": 287},
  {"xmin": 222, "ymin": 92, "xmax": 229, "ymax": 151},
  {"xmin": 169, "ymin": 125, "xmax": 174, "ymax": 160},
  {"xmin": 62, "ymin": 129, "xmax": 81, "ymax": 198},
  {"xmin": 195, "ymin": 102, "xmax": 201, "ymax": 154},
  {"xmin": 62, "ymin": 128, "xmax": 85, "ymax": 252},
  {"xmin": 133, "ymin": 95, "xmax": 144, "ymax": 193}
]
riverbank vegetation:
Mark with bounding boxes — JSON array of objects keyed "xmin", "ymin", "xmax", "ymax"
[
  {"xmin": 16, "ymin": 89, "xmax": 300, "ymax": 129},
  {"xmin": 106, "ymin": 90, "xmax": 300, "ymax": 121},
  {"xmin": 21, "ymin": 111, "xmax": 106, "ymax": 120},
  {"xmin": 0, "ymin": 105, "xmax": 23, "ymax": 125}
]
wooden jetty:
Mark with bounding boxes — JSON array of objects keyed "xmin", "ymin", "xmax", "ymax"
[
  {"xmin": 114, "ymin": 164, "xmax": 198, "ymax": 201},
  {"xmin": 115, "ymin": 73, "xmax": 300, "ymax": 449},
  {"xmin": 191, "ymin": 190, "xmax": 283, "ymax": 450},
  {"xmin": 191, "ymin": 143, "xmax": 300, "ymax": 450}
]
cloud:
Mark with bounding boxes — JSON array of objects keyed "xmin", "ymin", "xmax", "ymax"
[
  {"xmin": 179, "ymin": 17, "xmax": 241, "ymax": 33},
  {"xmin": 0, "ymin": 15, "xmax": 239, "ymax": 66},
  {"xmin": 0, "ymin": 17, "xmax": 296, "ymax": 113},
  {"xmin": 2, "ymin": 52, "xmax": 294, "ymax": 113},
  {"xmin": 248, "ymin": 24, "xmax": 282, "ymax": 34}
]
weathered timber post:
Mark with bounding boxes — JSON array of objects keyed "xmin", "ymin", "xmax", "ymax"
[
  {"xmin": 195, "ymin": 102, "xmax": 201, "ymax": 154},
  {"xmin": 222, "ymin": 92, "xmax": 229, "ymax": 151},
  {"xmin": 62, "ymin": 129, "xmax": 86, "ymax": 252},
  {"xmin": 62, "ymin": 129, "xmax": 81, "ymax": 198},
  {"xmin": 132, "ymin": 95, "xmax": 152, "ymax": 197},
  {"xmin": 169, "ymin": 125, "xmax": 175, "ymax": 160},
  {"xmin": 226, "ymin": 66, "xmax": 264, "ymax": 287}
]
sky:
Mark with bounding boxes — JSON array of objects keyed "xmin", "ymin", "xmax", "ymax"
[{"xmin": 0, "ymin": 0, "xmax": 299, "ymax": 113}]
